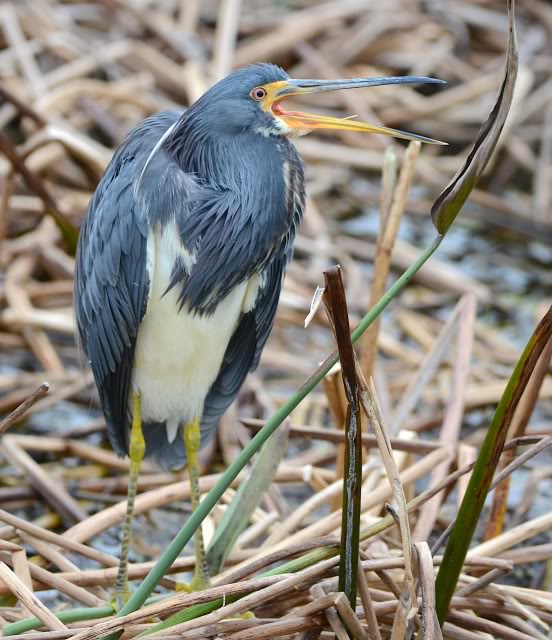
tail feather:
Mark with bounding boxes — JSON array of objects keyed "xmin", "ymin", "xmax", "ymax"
[
  {"xmin": 142, "ymin": 419, "xmax": 220, "ymax": 471},
  {"xmin": 142, "ymin": 421, "xmax": 186, "ymax": 471}
]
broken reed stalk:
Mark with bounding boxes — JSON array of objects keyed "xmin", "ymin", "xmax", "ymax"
[
  {"xmin": 360, "ymin": 141, "xmax": 419, "ymax": 379},
  {"xmin": 329, "ymin": 144, "xmax": 404, "ymax": 493},
  {"xmin": 435, "ymin": 304, "xmax": 552, "ymax": 625},
  {"xmin": 0, "ymin": 382, "xmax": 49, "ymax": 436},
  {"xmin": 323, "ymin": 265, "xmax": 362, "ymax": 607},
  {"xmin": 358, "ymin": 378, "xmax": 417, "ymax": 636}
]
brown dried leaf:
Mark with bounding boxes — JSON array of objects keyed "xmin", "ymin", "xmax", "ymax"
[{"xmin": 431, "ymin": 0, "xmax": 518, "ymax": 234}]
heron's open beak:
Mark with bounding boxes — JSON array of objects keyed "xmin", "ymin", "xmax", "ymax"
[{"xmin": 264, "ymin": 76, "xmax": 446, "ymax": 145}]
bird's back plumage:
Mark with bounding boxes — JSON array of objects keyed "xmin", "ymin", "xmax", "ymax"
[{"xmin": 75, "ymin": 68, "xmax": 305, "ymax": 469}]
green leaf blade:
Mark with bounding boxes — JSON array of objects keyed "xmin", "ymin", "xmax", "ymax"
[
  {"xmin": 434, "ymin": 305, "xmax": 552, "ymax": 624},
  {"xmin": 206, "ymin": 424, "xmax": 289, "ymax": 575}
]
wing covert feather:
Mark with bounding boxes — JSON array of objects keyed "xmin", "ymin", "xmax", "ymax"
[
  {"xmin": 74, "ymin": 110, "xmax": 181, "ymax": 455},
  {"xmin": 200, "ymin": 253, "xmax": 288, "ymax": 445}
]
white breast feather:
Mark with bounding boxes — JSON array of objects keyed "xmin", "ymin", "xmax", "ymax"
[{"xmin": 133, "ymin": 222, "xmax": 254, "ymax": 443}]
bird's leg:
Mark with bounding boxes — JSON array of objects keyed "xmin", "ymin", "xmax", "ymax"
[
  {"xmin": 112, "ymin": 391, "xmax": 144, "ymax": 609},
  {"xmin": 180, "ymin": 418, "xmax": 210, "ymax": 592},
  {"xmin": 177, "ymin": 421, "xmax": 253, "ymax": 619}
]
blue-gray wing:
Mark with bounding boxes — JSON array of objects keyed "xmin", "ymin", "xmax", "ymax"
[
  {"xmin": 199, "ymin": 250, "xmax": 290, "ymax": 446},
  {"xmin": 74, "ymin": 110, "xmax": 182, "ymax": 456}
]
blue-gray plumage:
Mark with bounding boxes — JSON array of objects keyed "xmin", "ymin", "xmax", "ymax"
[
  {"xmin": 75, "ymin": 66, "xmax": 305, "ymax": 470},
  {"xmin": 75, "ymin": 63, "xmax": 444, "ymax": 471},
  {"xmin": 74, "ymin": 63, "xmax": 444, "ymax": 594}
]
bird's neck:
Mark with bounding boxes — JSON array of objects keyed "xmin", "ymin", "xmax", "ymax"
[
  {"xmin": 163, "ymin": 113, "xmax": 306, "ymax": 251},
  {"xmin": 164, "ymin": 114, "xmax": 290, "ymax": 188}
]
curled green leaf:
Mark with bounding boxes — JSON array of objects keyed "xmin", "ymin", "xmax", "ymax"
[{"xmin": 431, "ymin": 0, "xmax": 518, "ymax": 235}]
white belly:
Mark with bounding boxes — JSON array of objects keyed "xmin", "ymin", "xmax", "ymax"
[{"xmin": 133, "ymin": 226, "xmax": 251, "ymax": 441}]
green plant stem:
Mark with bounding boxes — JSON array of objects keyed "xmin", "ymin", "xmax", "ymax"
[
  {"xmin": 96, "ymin": 236, "xmax": 442, "ymax": 640},
  {"xmin": 3, "ymin": 606, "xmax": 114, "ymax": 636},
  {"xmin": 1, "ymin": 596, "xmax": 166, "ymax": 637},
  {"xmin": 434, "ymin": 305, "xmax": 552, "ymax": 625}
]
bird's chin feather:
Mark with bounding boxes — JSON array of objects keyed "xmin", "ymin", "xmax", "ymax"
[
  {"xmin": 255, "ymin": 116, "xmax": 311, "ymax": 139},
  {"xmin": 284, "ymin": 127, "xmax": 311, "ymax": 139},
  {"xmin": 275, "ymin": 114, "xmax": 312, "ymax": 139}
]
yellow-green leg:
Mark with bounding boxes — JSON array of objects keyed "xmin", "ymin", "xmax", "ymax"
[
  {"xmin": 181, "ymin": 418, "xmax": 210, "ymax": 591},
  {"xmin": 112, "ymin": 392, "xmax": 145, "ymax": 609},
  {"xmin": 177, "ymin": 420, "xmax": 253, "ymax": 618}
]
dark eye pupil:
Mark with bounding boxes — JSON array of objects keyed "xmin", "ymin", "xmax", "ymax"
[
  {"xmin": 252, "ymin": 88, "xmax": 265, "ymax": 100},
  {"xmin": 256, "ymin": 90, "xmax": 264, "ymax": 97}
]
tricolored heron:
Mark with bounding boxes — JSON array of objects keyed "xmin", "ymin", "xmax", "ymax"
[{"xmin": 74, "ymin": 63, "xmax": 444, "ymax": 600}]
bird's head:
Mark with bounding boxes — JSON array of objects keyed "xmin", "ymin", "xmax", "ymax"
[{"xmin": 192, "ymin": 63, "xmax": 446, "ymax": 145}]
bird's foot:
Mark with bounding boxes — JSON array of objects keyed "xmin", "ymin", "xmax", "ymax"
[
  {"xmin": 230, "ymin": 611, "xmax": 255, "ymax": 620},
  {"xmin": 175, "ymin": 572, "xmax": 210, "ymax": 593},
  {"xmin": 110, "ymin": 586, "xmax": 132, "ymax": 611}
]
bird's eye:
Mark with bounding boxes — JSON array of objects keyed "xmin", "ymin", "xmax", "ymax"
[{"xmin": 250, "ymin": 87, "xmax": 267, "ymax": 101}]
